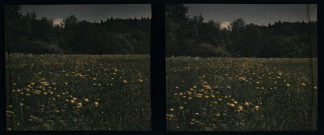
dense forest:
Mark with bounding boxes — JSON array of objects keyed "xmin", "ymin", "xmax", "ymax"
[
  {"xmin": 5, "ymin": 5, "xmax": 151, "ymax": 54},
  {"xmin": 5, "ymin": 5, "xmax": 317, "ymax": 57},
  {"xmin": 166, "ymin": 4, "xmax": 317, "ymax": 58}
]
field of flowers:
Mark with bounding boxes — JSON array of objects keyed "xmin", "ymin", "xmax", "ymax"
[
  {"xmin": 166, "ymin": 57, "xmax": 318, "ymax": 131},
  {"xmin": 6, "ymin": 54, "xmax": 151, "ymax": 131}
]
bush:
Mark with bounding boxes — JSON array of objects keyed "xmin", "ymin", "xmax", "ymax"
[
  {"xmin": 198, "ymin": 43, "xmax": 231, "ymax": 57},
  {"xmin": 26, "ymin": 40, "xmax": 64, "ymax": 54}
]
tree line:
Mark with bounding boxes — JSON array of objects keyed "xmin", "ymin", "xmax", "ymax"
[
  {"xmin": 5, "ymin": 5, "xmax": 151, "ymax": 54},
  {"xmin": 5, "ymin": 5, "xmax": 317, "ymax": 57},
  {"xmin": 166, "ymin": 4, "xmax": 317, "ymax": 58}
]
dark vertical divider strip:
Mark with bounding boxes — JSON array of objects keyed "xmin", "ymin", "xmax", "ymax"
[
  {"xmin": 1, "ymin": 1, "xmax": 6, "ymax": 131},
  {"xmin": 151, "ymin": 0, "xmax": 166, "ymax": 133},
  {"xmin": 318, "ymin": 1, "xmax": 322, "ymax": 132}
]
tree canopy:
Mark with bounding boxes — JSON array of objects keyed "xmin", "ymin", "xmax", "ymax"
[
  {"xmin": 5, "ymin": 5, "xmax": 151, "ymax": 54},
  {"xmin": 165, "ymin": 4, "xmax": 317, "ymax": 58},
  {"xmin": 5, "ymin": 5, "xmax": 317, "ymax": 58}
]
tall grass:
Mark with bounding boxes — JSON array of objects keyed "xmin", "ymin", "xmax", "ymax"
[
  {"xmin": 166, "ymin": 57, "xmax": 318, "ymax": 131},
  {"xmin": 6, "ymin": 54, "xmax": 151, "ymax": 131}
]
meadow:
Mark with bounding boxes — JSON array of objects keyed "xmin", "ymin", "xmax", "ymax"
[
  {"xmin": 6, "ymin": 54, "xmax": 151, "ymax": 131},
  {"xmin": 166, "ymin": 57, "xmax": 318, "ymax": 131}
]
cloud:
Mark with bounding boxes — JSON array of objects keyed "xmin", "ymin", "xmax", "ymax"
[
  {"xmin": 220, "ymin": 21, "xmax": 231, "ymax": 29},
  {"xmin": 53, "ymin": 18, "xmax": 63, "ymax": 26}
]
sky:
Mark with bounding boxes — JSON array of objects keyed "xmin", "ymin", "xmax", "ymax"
[
  {"xmin": 21, "ymin": 4, "xmax": 317, "ymax": 28},
  {"xmin": 21, "ymin": 4, "xmax": 151, "ymax": 26},
  {"xmin": 186, "ymin": 4, "xmax": 317, "ymax": 28}
]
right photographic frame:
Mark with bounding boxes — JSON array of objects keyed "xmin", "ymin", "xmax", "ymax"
[{"xmin": 166, "ymin": 4, "xmax": 318, "ymax": 131}]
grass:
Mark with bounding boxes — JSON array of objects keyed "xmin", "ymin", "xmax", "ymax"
[
  {"xmin": 166, "ymin": 57, "xmax": 318, "ymax": 131},
  {"xmin": 6, "ymin": 54, "xmax": 151, "ymax": 131}
]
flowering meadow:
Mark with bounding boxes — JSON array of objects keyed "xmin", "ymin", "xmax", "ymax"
[
  {"xmin": 6, "ymin": 54, "xmax": 151, "ymax": 131},
  {"xmin": 166, "ymin": 57, "xmax": 318, "ymax": 131}
]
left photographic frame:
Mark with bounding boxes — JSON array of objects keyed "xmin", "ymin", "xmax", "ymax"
[{"xmin": 5, "ymin": 4, "xmax": 152, "ymax": 131}]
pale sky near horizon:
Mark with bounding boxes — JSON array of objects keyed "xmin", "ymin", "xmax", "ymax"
[
  {"xmin": 186, "ymin": 4, "xmax": 317, "ymax": 28},
  {"xmin": 21, "ymin": 4, "xmax": 151, "ymax": 26},
  {"xmin": 20, "ymin": 4, "xmax": 317, "ymax": 27}
]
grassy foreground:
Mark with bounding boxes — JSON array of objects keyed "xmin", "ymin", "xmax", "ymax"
[
  {"xmin": 166, "ymin": 57, "xmax": 318, "ymax": 131},
  {"xmin": 6, "ymin": 54, "xmax": 151, "ymax": 131}
]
